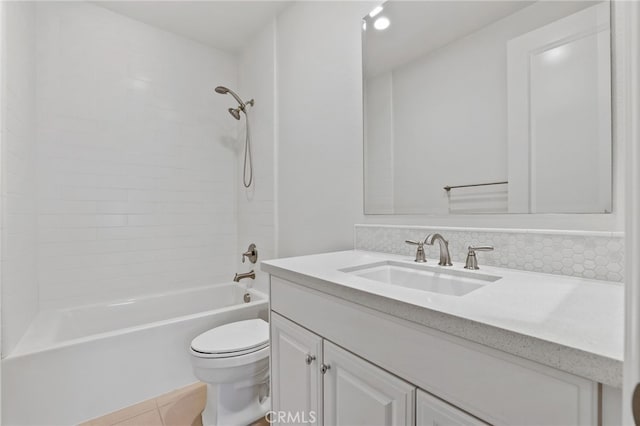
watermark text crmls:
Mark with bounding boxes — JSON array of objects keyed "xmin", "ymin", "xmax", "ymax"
[{"xmin": 265, "ymin": 410, "xmax": 317, "ymax": 424}]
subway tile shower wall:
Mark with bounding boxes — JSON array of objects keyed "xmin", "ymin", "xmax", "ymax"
[
  {"xmin": 355, "ymin": 225, "xmax": 624, "ymax": 282},
  {"xmin": 35, "ymin": 2, "xmax": 240, "ymax": 308},
  {"xmin": 2, "ymin": 2, "xmax": 39, "ymax": 355}
]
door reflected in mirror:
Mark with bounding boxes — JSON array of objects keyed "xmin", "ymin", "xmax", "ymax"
[{"xmin": 363, "ymin": 1, "xmax": 612, "ymax": 215}]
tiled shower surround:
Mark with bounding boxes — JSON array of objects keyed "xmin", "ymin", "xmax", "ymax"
[
  {"xmin": 33, "ymin": 2, "xmax": 239, "ymax": 309},
  {"xmin": 355, "ymin": 224, "xmax": 624, "ymax": 282}
]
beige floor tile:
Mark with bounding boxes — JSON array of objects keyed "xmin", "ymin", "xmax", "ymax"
[
  {"xmin": 79, "ymin": 383, "xmax": 207, "ymax": 426},
  {"xmin": 156, "ymin": 382, "xmax": 206, "ymax": 408},
  {"xmin": 249, "ymin": 417, "xmax": 269, "ymax": 426},
  {"xmin": 191, "ymin": 414, "xmax": 203, "ymax": 426},
  {"xmin": 158, "ymin": 385, "xmax": 207, "ymax": 426},
  {"xmin": 113, "ymin": 409, "xmax": 163, "ymax": 426}
]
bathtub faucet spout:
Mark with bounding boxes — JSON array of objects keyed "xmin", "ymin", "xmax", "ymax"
[{"xmin": 233, "ymin": 270, "xmax": 255, "ymax": 282}]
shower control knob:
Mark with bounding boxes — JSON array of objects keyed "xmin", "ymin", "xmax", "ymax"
[
  {"xmin": 242, "ymin": 244, "xmax": 258, "ymax": 264},
  {"xmin": 305, "ymin": 354, "xmax": 316, "ymax": 365}
]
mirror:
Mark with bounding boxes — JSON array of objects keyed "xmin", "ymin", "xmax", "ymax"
[{"xmin": 363, "ymin": 1, "xmax": 612, "ymax": 215}]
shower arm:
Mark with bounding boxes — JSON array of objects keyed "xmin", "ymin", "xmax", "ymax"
[{"xmin": 238, "ymin": 99, "xmax": 255, "ymax": 111}]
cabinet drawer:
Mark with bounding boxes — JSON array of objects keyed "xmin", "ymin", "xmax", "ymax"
[{"xmin": 271, "ymin": 277, "xmax": 596, "ymax": 426}]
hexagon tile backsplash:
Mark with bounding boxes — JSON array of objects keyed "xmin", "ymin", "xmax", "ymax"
[{"xmin": 354, "ymin": 225, "xmax": 624, "ymax": 282}]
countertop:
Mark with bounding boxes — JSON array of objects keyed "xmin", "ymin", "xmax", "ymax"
[{"xmin": 261, "ymin": 250, "xmax": 624, "ymax": 387}]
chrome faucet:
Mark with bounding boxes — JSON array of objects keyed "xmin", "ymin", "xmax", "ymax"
[
  {"xmin": 405, "ymin": 236, "xmax": 429, "ymax": 263},
  {"xmin": 425, "ymin": 233, "xmax": 453, "ymax": 266},
  {"xmin": 233, "ymin": 270, "xmax": 255, "ymax": 282}
]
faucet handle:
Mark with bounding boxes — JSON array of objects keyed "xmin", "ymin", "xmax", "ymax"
[
  {"xmin": 464, "ymin": 245, "xmax": 494, "ymax": 270},
  {"xmin": 469, "ymin": 246, "xmax": 494, "ymax": 252},
  {"xmin": 405, "ymin": 238, "xmax": 428, "ymax": 263},
  {"xmin": 405, "ymin": 235, "xmax": 429, "ymax": 246},
  {"xmin": 242, "ymin": 243, "xmax": 258, "ymax": 264}
]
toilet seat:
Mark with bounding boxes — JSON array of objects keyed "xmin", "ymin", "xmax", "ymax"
[
  {"xmin": 191, "ymin": 319, "xmax": 269, "ymax": 358},
  {"xmin": 191, "ymin": 343, "xmax": 268, "ymax": 358}
]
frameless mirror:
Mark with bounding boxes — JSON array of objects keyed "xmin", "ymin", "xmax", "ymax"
[{"xmin": 363, "ymin": 1, "xmax": 612, "ymax": 214}]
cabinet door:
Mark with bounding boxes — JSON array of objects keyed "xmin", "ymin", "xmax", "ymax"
[
  {"xmin": 323, "ymin": 341, "xmax": 414, "ymax": 426},
  {"xmin": 271, "ymin": 312, "xmax": 323, "ymax": 426},
  {"xmin": 417, "ymin": 389, "xmax": 488, "ymax": 426}
]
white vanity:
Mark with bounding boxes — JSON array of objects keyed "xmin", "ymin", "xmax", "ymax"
[{"xmin": 262, "ymin": 250, "xmax": 623, "ymax": 426}]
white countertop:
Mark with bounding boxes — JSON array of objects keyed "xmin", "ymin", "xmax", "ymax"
[{"xmin": 262, "ymin": 250, "xmax": 624, "ymax": 387}]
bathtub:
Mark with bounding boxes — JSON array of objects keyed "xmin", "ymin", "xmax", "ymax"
[{"xmin": 2, "ymin": 283, "xmax": 268, "ymax": 426}]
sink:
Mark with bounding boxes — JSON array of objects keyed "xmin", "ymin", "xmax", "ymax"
[{"xmin": 340, "ymin": 261, "xmax": 501, "ymax": 296}]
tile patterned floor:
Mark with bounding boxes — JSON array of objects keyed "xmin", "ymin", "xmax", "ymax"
[{"xmin": 80, "ymin": 382, "xmax": 206, "ymax": 426}]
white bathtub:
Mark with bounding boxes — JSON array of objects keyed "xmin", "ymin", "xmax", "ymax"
[{"xmin": 2, "ymin": 283, "xmax": 268, "ymax": 426}]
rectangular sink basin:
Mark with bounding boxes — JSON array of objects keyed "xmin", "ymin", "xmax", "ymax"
[{"xmin": 340, "ymin": 261, "xmax": 501, "ymax": 296}]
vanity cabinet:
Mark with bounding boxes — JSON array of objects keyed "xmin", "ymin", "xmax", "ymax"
[
  {"xmin": 271, "ymin": 313, "xmax": 415, "ymax": 426},
  {"xmin": 269, "ymin": 276, "xmax": 604, "ymax": 426}
]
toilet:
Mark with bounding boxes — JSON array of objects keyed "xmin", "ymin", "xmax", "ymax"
[{"xmin": 190, "ymin": 319, "xmax": 270, "ymax": 426}]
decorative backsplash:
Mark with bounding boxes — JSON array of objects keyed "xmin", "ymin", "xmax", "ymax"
[{"xmin": 354, "ymin": 225, "xmax": 624, "ymax": 282}]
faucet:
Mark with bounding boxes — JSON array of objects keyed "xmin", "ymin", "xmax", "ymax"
[
  {"xmin": 234, "ymin": 270, "xmax": 255, "ymax": 282},
  {"xmin": 425, "ymin": 233, "xmax": 453, "ymax": 266},
  {"xmin": 405, "ymin": 236, "xmax": 429, "ymax": 263}
]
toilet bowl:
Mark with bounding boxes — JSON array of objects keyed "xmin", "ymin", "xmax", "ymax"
[{"xmin": 190, "ymin": 319, "xmax": 270, "ymax": 426}]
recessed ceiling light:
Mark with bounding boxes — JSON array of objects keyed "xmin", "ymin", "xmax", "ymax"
[
  {"xmin": 369, "ymin": 6, "xmax": 384, "ymax": 18},
  {"xmin": 374, "ymin": 16, "xmax": 390, "ymax": 31}
]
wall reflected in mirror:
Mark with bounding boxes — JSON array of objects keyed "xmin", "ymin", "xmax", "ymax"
[{"xmin": 363, "ymin": 1, "xmax": 612, "ymax": 215}]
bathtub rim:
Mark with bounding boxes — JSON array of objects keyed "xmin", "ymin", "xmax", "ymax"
[{"xmin": 6, "ymin": 283, "xmax": 268, "ymax": 359}]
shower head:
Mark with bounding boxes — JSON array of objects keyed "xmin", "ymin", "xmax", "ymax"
[
  {"xmin": 215, "ymin": 86, "xmax": 246, "ymax": 108},
  {"xmin": 228, "ymin": 108, "xmax": 241, "ymax": 120},
  {"xmin": 215, "ymin": 85, "xmax": 254, "ymax": 120}
]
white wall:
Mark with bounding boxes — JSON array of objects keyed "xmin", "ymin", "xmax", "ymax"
[
  {"xmin": 237, "ymin": 21, "xmax": 277, "ymax": 294},
  {"xmin": 276, "ymin": 1, "xmax": 374, "ymax": 257},
  {"xmin": 364, "ymin": 72, "xmax": 394, "ymax": 214},
  {"xmin": 1, "ymin": 1, "xmax": 38, "ymax": 356},
  {"xmin": 391, "ymin": 15, "xmax": 508, "ymax": 214},
  {"xmin": 35, "ymin": 2, "xmax": 239, "ymax": 308},
  {"xmin": 0, "ymin": 2, "xmax": 3, "ymax": 415}
]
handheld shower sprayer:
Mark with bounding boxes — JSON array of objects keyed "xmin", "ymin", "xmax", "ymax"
[
  {"xmin": 215, "ymin": 86, "xmax": 254, "ymax": 120},
  {"xmin": 215, "ymin": 86, "xmax": 255, "ymax": 188}
]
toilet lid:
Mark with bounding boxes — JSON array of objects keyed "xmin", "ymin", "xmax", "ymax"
[{"xmin": 191, "ymin": 319, "xmax": 269, "ymax": 355}]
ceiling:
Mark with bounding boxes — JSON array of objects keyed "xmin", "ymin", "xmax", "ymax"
[
  {"xmin": 363, "ymin": 1, "xmax": 534, "ymax": 77},
  {"xmin": 95, "ymin": 1, "xmax": 290, "ymax": 53}
]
